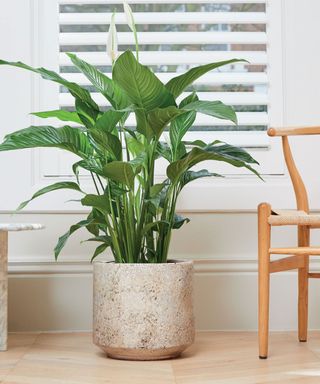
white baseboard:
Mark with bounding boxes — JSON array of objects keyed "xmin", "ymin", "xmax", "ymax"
[
  {"xmin": 6, "ymin": 256, "xmax": 320, "ymax": 332},
  {"xmin": 8, "ymin": 255, "xmax": 320, "ymax": 274}
]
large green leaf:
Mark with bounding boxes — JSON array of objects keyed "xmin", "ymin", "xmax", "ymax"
[
  {"xmin": 0, "ymin": 125, "xmax": 93, "ymax": 158},
  {"xmin": 147, "ymin": 106, "xmax": 187, "ymax": 138},
  {"xmin": 205, "ymin": 142, "xmax": 259, "ymax": 165},
  {"xmin": 166, "ymin": 59, "xmax": 246, "ymax": 98},
  {"xmin": 94, "ymin": 110, "xmax": 124, "ymax": 133},
  {"xmin": 184, "ymin": 100, "xmax": 237, "ymax": 124},
  {"xmin": 170, "ymin": 93, "xmax": 198, "ymax": 159},
  {"xmin": 66, "ymin": 53, "xmax": 129, "ymax": 109},
  {"xmin": 90, "ymin": 129, "xmax": 122, "ymax": 160},
  {"xmin": 17, "ymin": 182, "xmax": 83, "ymax": 211},
  {"xmin": 54, "ymin": 219, "xmax": 93, "ymax": 259},
  {"xmin": 75, "ymin": 98, "xmax": 99, "ymax": 128},
  {"xmin": 0, "ymin": 59, "xmax": 99, "ymax": 111},
  {"xmin": 167, "ymin": 146, "xmax": 260, "ymax": 183},
  {"xmin": 113, "ymin": 50, "xmax": 175, "ymax": 111},
  {"xmin": 103, "ymin": 161, "xmax": 135, "ymax": 189},
  {"xmin": 31, "ymin": 110, "xmax": 82, "ymax": 124}
]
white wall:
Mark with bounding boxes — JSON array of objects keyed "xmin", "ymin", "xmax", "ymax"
[{"xmin": 2, "ymin": 0, "xmax": 320, "ymax": 331}]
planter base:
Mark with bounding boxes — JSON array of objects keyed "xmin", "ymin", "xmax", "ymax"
[{"xmin": 101, "ymin": 344, "xmax": 190, "ymax": 361}]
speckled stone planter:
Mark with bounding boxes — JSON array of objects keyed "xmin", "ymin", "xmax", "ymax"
[{"xmin": 93, "ymin": 260, "xmax": 195, "ymax": 360}]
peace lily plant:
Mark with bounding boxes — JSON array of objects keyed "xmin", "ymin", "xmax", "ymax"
[{"xmin": 0, "ymin": 3, "xmax": 259, "ymax": 264}]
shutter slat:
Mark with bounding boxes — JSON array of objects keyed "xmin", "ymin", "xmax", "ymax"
[
  {"xmin": 59, "ymin": 51, "xmax": 268, "ymax": 66},
  {"xmin": 60, "ymin": 31, "xmax": 267, "ymax": 45},
  {"xmin": 59, "ymin": 92, "xmax": 268, "ymax": 106},
  {"xmin": 62, "ymin": 72, "xmax": 268, "ymax": 85},
  {"xmin": 60, "ymin": 12, "xmax": 267, "ymax": 25}
]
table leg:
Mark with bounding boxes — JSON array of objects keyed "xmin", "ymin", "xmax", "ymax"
[{"xmin": 0, "ymin": 231, "xmax": 8, "ymax": 351}]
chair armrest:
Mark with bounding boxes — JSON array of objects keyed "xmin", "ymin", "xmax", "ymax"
[{"xmin": 268, "ymin": 126, "xmax": 320, "ymax": 137}]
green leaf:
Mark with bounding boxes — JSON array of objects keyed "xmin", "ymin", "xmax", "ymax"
[
  {"xmin": 179, "ymin": 92, "xmax": 199, "ymax": 109},
  {"xmin": 31, "ymin": 110, "xmax": 82, "ymax": 124},
  {"xmin": 17, "ymin": 182, "xmax": 83, "ymax": 211},
  {"xmin": 205, "ymin": 142, "xmax": 259, "ymax": 164},
  {"xmin": 167, "ymin": 146, "xmax": 260, "ymax": 184},
  {"xmin": 166, "ymin": 59, "xmax": 246, "ymax": 98},
  {"xmin": 54, "ymin": 219, "xmax": 93, "ymax": 259},
  {"xmin": 172, "ymin": 214, "xmax": 190, "ymax": 229},
  {"xmin": 103, "ymin": 161, "xmax": 135, "ymax": 189},
  {"xmin": 81, "ymin": 194, "xmax": 110, "ymax": 214},
  {"xmin": 156, "ymin": 142, "xmax": 172, "ymax": 162},
  {"xmin": 170, "ymin": 111, "xmax": 196, "ymax": 155},
  {"xmin": 184, "ymin": 100, "xmax": 237, "ymax": 124},
  {"xmin": 142, "ymin": 220, "xmax": 169, "ymax": 235},
  {"xmin": 180, "ymin": 169, "xmax": 222, "ymax": 189},
  {"xmin": 75, "ymin": 98, "xmax": 99, "ymax": 128},
  {"xmin": 129, "ymin": 151, "xmax": 146, "ymax": 172},
  {"xmin": 94, "ymin": 109, "xmax": 124, "ymax": 133},
  {"xmin": 109, "ymin": 182, "xmax": 129, "ymax": 198},
  {"xmin": 85, "ymin": 235, "xmax": 112, "ymax": 243},
  {"xmin": 169, "ymin": 93, "xmax": 198, "ymax": 160},
  {"xmin": 72, "ymin": 159, "xmax": 104, "ymax": 178},
  {"xmin": 0, "ymin": 125, "xmax": 93, "ymax": 158},
  {"xmin": 113, "ymin": 50, "xmax": 175, "ymax": 111},
  {"xmin": 183, "ymin": 139, "xmax": 207, "ymax": 148},
  {"xmin": 66, "ymin": 53, "xmax": 129, "ymax": 109},
  {"xmin": 126, "ymin": 132, "xmax": 144, "ymax": 156},
  {"xmin": 90, "ymin": 129, "xmax": 122, "ymax": 160},
  {"xmin": 0, "ymin": 59, "xmax": 99, "ymax": 111},
  {"xmin": 135, "ymin": 109, "xmax": 153, "ymax": 140},
  {"xmin": 86, "ymin": 209, "xmax": 106, "ymax": 236},
  {"xmin": 150, "ymin": 183, "xmax": 167, "ymax": 198},
  {"xmin": 147, "ymin": 106, "xmax": 187, "ymax": 138},
  {"xmin": 145, "ymin": 183, "xmax": 167, "ymax": 210},
  {"xmin": 91, "ymin": 243, "xmax": 110, "ymax": 262}
]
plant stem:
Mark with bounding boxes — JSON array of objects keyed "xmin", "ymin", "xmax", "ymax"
[{"xmin": 90, "ymin": 172, "xmax": 100, "ymax": 195}]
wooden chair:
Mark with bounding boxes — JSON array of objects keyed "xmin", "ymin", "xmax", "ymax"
[{"xmin": 258, "ymin": 126, "xmax": 320, "ymax": 359}]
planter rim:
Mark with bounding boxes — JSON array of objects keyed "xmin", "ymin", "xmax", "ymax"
[{"xmin": 94, "ymin": 259, "xmax": 193, "ymax": 266}]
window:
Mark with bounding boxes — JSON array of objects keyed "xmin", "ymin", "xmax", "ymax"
[{"xmin": 59, "ymin": 0, "xmax": 271, "ymax": 137}]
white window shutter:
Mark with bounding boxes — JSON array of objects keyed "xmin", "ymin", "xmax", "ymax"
[{"xmin": 58, "ymin": 0, "xmax": 269, "ymax": 137}]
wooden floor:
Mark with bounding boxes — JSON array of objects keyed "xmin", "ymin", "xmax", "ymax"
[{"xmin": 1, "ymin": 332, "xmax": 320, "ymax": 383}]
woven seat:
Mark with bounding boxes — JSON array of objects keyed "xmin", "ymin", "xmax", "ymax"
[{"xmin": 268, "ymin": 209, "xmax": 320, "ymax": 226}]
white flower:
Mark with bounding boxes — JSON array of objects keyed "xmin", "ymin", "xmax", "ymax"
[
  {"xmin": 107, "ymin": 13, "xmax": 118, "ymax": 63},
  {"xmin": 123, "ymin": 0, "xmax": 135, "ymax": 32}
]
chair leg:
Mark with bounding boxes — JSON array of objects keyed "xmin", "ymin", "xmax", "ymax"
[
  {"xmin": 298, "ymin": 226, "xmax": 309, "ymax": 342},
  {"xmin": 258, "ymin": 203, "xmax": 271, "ymax": 359}
]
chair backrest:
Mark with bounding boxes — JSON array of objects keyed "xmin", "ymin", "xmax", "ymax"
[{"xmin": 267, "ymin": 126, "xmax": 320, "ymax": 212}]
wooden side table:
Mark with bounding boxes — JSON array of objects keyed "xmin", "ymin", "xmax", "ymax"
[{"xmin": 0, "ymin": 224, "xmax": 44, "ymax": 351}]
